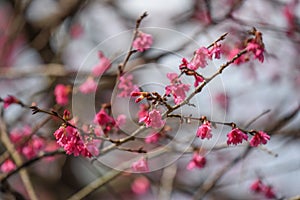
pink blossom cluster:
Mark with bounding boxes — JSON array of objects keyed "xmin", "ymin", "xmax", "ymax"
[
  {"xmin": 93, "ymin": 108, "xmax": 126, "ymax": 135},
  {"xmin": 250, "ymin": 179, "xmax": 276, "ymax": 199},
  {"xmin": 118, "ymin": 74, "xmax": 139, "ymax": 97},
  {"xmin": 54, "ymin": 84, "xmax": 71, "ymax": 105},
  {"xmin": 92, "ymin": 51, "xmax": 111, "ymax": 77},
  {"xmin": 165, "ymin": 73, "xmax": 190, "ymax": 105},
  {"xmin": 139, "ymin": 109, "xmax": 165, "ymax": 129},
  {"xmin": 53, "ymin": 121, "xmax": 92, "ymax": 157},
  {"xmin": 187, "ymin": 152, "xmax": 206, "ymax": 170},
  {"xmin": 79, "ymin": 77, "xmax": 97, "ymax": 94},
  {"xmin": 132, "ymin": 31, "xmax": 153, "ymax": 52},
  {"xmin": 1, "ymin": 95, "xmax": 18, "ymax": 108},
  {"xmin": 246, "ymin": 39, "xmax": 264, "ymax": 63},
  {"xmin": 1, "ymin": 126, "xmax": 46, "ymax": 173},
  {"xmin": 226, "ymin": 128, "xmax": 270, "ymax": 146},
  {"xmin": 132, "ymin": 157, "xmax": 149, "ymax": 172}
]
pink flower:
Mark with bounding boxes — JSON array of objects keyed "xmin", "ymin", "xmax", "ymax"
[
  {"xmin": 1, "ymin": 159, "xmax": 16, "ymax": 173},
  {"xmin": 69, "ymin": 23, "xmax": 84, "ymax": 39},
  {"xmin": 115, "ymin": 114, "xmax": 126, "ymax": 127},
  {"xmin": 250, "ymin": 179, "xmax": 264, "ymax": 193},
  {"xmin": 189, "ymin": 47, "xmax": 210, "ymax": 70},
  {"xmin": 132, "ymin": 157, "xmax": 149, "ymax": 172},
  {"xmin": 92, "ymin": 51, "xmax": 111, "ymax": 77},
  {"xmin": 2, "ymin": 95, "xmax": 18, "ymax": 108},
  {"xmin": 208, "ymin": 43, "xmax": 221, "ymax": 59},
  {"xmin": 187, "ymin": 153, "xmax": 206, "ymax": 170},
  {"xmin": 249, "ymin": 131, "xmax": 270, "ymax": 147},
  {"xmin": 194, "ymin": 74, "xmax": 204, "ymax": 87},
  {"xmin": 79, "ymin": 77, "xmax": 97, "ymax": 94},
  {"xmin": 215, "ymin": 92, "xmax": 230, "ymax": 111},
  {"xmin": 54, "ymin": 84, "xmax": 70, "ymax": 106},
  {"xmin": 131, "ymin": 176, "xmax": 150, "ymax": 195},
  {"xmin": 93, "ymin": 109, "xmax": 113, "ymax": 126},
  {"xmin": 246, "ymin": 41, "xmax": 264, "ymax": 63},
  {"xmin": 145, "ymin": 132, "xmax": 161, "ymax": 143},
  {"xmin": 228, "ymin": 47, "xmax": 247, "ymax": 65},
  {"xmin": 165, "ymin": 72, "xmax": 190, "ymax": 105},
  {"xmin": 227, "ymin": 128, "xmax": 248, "ymax": 145},
  {"xmin": 138, "ymin": 104, "xmax": 149, "ymax": 121},
  {"xmin": 196, "ymin": 121, "xmax": 212, "ymax": 140},
  {"xmin": 264, "ymin": 186, "xmax": 276, "ymax": 199},
  {"xmin": 139, "ymin": 109, "xmax": 165, "ymax": 129},
  {"xmin": 118, "ymin": 74, "xmax": 139, "ymax": 97},
  {"xmin": 133, "ymin": 32, "xmax": 153, "ymax": 52},
  {"xmin": 53, "ymin": 124, "xmax": 92, "ymax": 158}
]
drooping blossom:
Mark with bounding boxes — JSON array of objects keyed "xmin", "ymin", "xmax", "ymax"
[
  {"xmin": 208, "ymin": 43, "xmax": 221, "ymax": 59},
  {"xmin": 132, "ymin": 157, "xmax": 149, "ymax": 172},
  {"xmin": 188, "ymin": 47, "xmax": 210, "ymax": 70},
  {"xmin": 249, "ymin": 131, "xmax": 270, "ymax": 147},
  {"xmin": 215, "ymin": 92, "xmax": 230, "ymax": 111},
  {"xmin": 179, "ymin": 59, "xmax": 204, "ymax": 87},
  {"xmin": 145, "ymin": 132, "xmax": 161, "ymax": 143},
  {"xmin": 79, "ymin": 77, "xmax": 97, "ymax": 94},
  {"xmin": 165, "ymin": 72, "xmax": 190, "ymax": 105},
  {"xmin": 118, "ymin": 74, "xmax": 139, "ymax": 97},
  {"xmin": 131, "ymin": 176, "xmax": 150, "ymax": 194},
  {"xmin": 227, "ymin": 47, "xmax": 247, "ymax": 65},
  {"xmin": 186, "ymin": 152, "xmax": 206, "ymax": 170},
  {"xmin": 246, "ymin": 40, "xmax": 264, "ymax": 63},
  {"xmin": 133, "ymin": 32, "xmax": 153, "ymax": 52},
  {"xmin": 250, "ymin": 179, "xmax": 276, "ymax": 199},
  {"xmin": 2, "ymin": 95, "xmax": 18, "ymax": 108},
  {"xmin": 53, "ymin": 123, "xmax": 92, "ymax": 158},
  {"xmin": 139, "ymin": 109, "xmax": 165, "ymax": 129},
  {"xmin": 250, "ymin": 179, "xmax": 264, "ymax": 193},
  {"xmin": 196, "ymin": 121, "xmax": 212, "ymax": 140},
  {"xmin": 93, "ymin": 108, "xmax": 113, "ymax": 126},
  {"xmin": 227, "ymin": 128, "xmax": 248, "ymax": 145},
  {"xmin": 10, "ymin": 126, "xmax": 45, "ymax": 159},
  {"xmin": 54, "ymin": 84, "xmax": 70, "ymax": 106},
  {"xmin": 92, "ymin": 51, "xmax": 111, "ymax": 77},
  {"xmin": 0, "ymin": 159, "xmax": 16, "ymax": 173},
  {"xmin": 138, "ymin": 104, "xmax": 149, "ymax": 120}
]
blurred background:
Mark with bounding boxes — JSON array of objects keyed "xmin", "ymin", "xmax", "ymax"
[{"xmin": 0, "ymin": 0, "xmax": 300, "ymax": 199}]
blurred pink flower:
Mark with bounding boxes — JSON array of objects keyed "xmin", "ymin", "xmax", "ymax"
[
  {"xmin": 187, "ymin": 153, "xmax": 206, "ymax": 170},
  {"xmin": 93, "ymin": 109, "xmax": 113, "ymax": 126},
  {"xmin": 133, "ymin": 32, "xmax": 153, "ymax": 52},
  {"xmin": 0, "ymin": 159, "xmax": 16, "ymax": 173},
  {"xmin": 92, "ymin": 51, "xmax": 111, "ymax": 77},
  {"xmin": 139, "ymin": 109, "xmax": 165, "ymax": 129},
  {"xmin": 79, "ymin": 77, "xmax": 97, "ymax": 94},
  {"xmin": 131, "ymin": 176, "xmax": 150, "ymax": 194},
  {"xmin": 54, "ymin": 84, "xmax": 70, "ymax": 106},
  {"xmin": 118, "ymin": 74, "xmax": 139, "ymax": 97},
  {"xmin": 145, "ymin": 132, "xmax": 160, "ymax": 143},
  {"xmin": 2, "ymin": 95, "xmax": 18, "ymax": 108},
  {"xmin": 132, "ymin": 157, "xmax": 149, "ymax": 172}
]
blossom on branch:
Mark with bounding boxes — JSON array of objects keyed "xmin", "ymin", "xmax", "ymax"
[
  {"xmin": 79, "ymin": 77, "xmax": 97, "ymax": 94},
  {"xmin": 132, "ymin": 157, "xmax": 149, "ymax": 172},
  {"xmin": 187, "ymin": 152, "xmax": 206, "ymax": 170},
  {"xmin": 227, "ymin": 128, "xmax": 248, "ymax": 145},
  {"xmin": 249, "ymin": 131, "xmax": 270, "ymax": 147},
  {"xmin": 54, "ymin": 84, "xmax": 70, "ymax": 106},
  {"xmin": 92, "ymin": 51, "xmax": 111, "ymax": 77},
  {"xmin": 196, "ymin": 121, "xmax": 212, "ymax": 140},
  {"xmin": 139, "ymin": 109, "xmax": 165, "ymax": 129},
  {"xmin": 133, "ymin": 31, "xmax": 153, "ymax": 52},
  {"xmin": 2, "ymin": 95, "xmax": 19, "ymax": 108},
  {"xmin": 0, "ymin": 159, "xmax": 16, "ymax": 173}
]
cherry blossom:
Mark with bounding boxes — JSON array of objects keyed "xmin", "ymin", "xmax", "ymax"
[
  {"xmin": 139, "ymin": 109, "xmax": 165, "ymax": 129},
  {"xmin": 133, "ymin": 31, "xmax": 153, "ymax": 52},
  {"xmin": 250, "ymin": 179, "xmax": 264, "ymax": 193},
  {"xmin": 132, "ymin": 157, "xmax": 149, "ymax": 172},
  {"xmin": 249, "ymin": 131, "xmax": 270, "ymax": 147},
  {"xmin": 189, "ymin": 47, "xmax": 210, "ymax": 70},
  {"xmin": 196, "ymin": 121, "xmax": 212, "ymax": 140},
  {"xmin": 227, "ymin": 128, "xmax": 248, "ymax": 145},
  {"xmin": 92, "ymin": 51, "xmax": 111, "ymax": 77},
  {"xmin": 79, "ymin": 77, "xmax": 97, "ymax": 94},
  {"xmin": 246, "ymin": 40, "xmax": 264, "ymax": 63},
  {"xmin": 93, "ymin": 108, "xmax": 113, "ymax": 126},
  {"xmin": 208, "ymin": 43, "xmax": 221, "ymax": 59},
  {"xmin": 131, "ymin": 176, "xmax": 150, "ymax": 194},
  {"xmin": 187, "ymin": 152, "xmax": 206, "ymax": 170},
  {"xmin": 165, "ymin": 72, "xmax": 190, "ymax": 105},
  {"xmin": 54, "ymin": 84, "xmax": 70, "ymax": 106},
  {"xmin": 2, "ymin": 95, "xmax": 18, "ymax": 108},
  {"xmin": 0, "ymin": 159, "xmax": 16, "ymax": 173},
  {"xmin": 118, "ymin": 74, "xmax": 139, "ymax": 97},
  {"xmin": 145, "ymin": 132, "xmax": 161, "ymax": 143}
]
